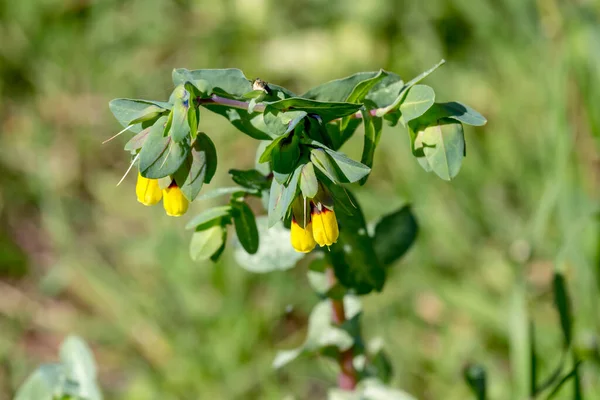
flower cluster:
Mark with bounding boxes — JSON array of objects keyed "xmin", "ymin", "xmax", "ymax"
[
  {"xmin": 290, "ymin": 185, "xmax": 339, "ymax": 253},
  {"xmin": 136, "ymin": 172, "xmax": 189, "ymax": 217}
]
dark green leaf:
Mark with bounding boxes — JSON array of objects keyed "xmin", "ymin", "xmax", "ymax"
[
  {"xmin": 271, "ymin": 132, "xmax": 301, "ymax": 175},
  {"xmin": 190, "ymin": 225, "xmax": 226, "ymax": 262},
  {"xmin": 231, "ymin": 200, "xmax": 259, "ymax": 254},
  {"xmin": 259, "ymin": 132, "xmax": 291, "ymax": 164},
  {"xmin": 195, "ymin": 133, "xmax": 217, "ymax": 184},
  {"xmin": 229, "ymin": 169, "xmax": 270, "ymax": 191},
  {"xmin": 266, "ymin": 98, "xmax": 362, "ymax": 123},
  {"xmin": 359, "ymin": 110, "xmax": 383, "ymax": 185},
  {"xmin": 234, "ymin": 216, "xmax": 304, "ymax": 273},
  {"xmin": 412, "ymin": 102, "xmax": 487, "ymax": 127},
  {"xmin": 302, "ymin": 71, "xmax": 384, "ymax": 102},
  {"xmin": 399, "ymin": 85, "xmax": 435, "ymax": 124},
  {"xmin": 373, "ymin": 205, "xmax": 418, "ymax": 266},
  {"xmin": 365, "ymin": 74, "xmax": 404, "ymax": 108},
  {"xmin": 553, "ymin": 273, "xmax": 573, "ymax": 347},
  {"xmin": 185, "ymin": 206, "xmax": 232, "ymax": 230},
  {"xmin": 139, "ymin": 116, "xmax": 190, "ymax": 179},
  {"xmin": 463, "ymin": 364, "xmax": 487, "ymax": 400},
  {"xmin": 328, "ymin": 189, "xmax": 386, "ymax": 294}
]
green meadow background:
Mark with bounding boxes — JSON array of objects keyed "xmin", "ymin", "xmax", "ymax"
[{"xmin": 0, "ymin": 0, "xmax": 599, "ymax": 399}]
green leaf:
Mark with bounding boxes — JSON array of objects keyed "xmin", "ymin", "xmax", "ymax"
[
  {"xmin": 170, "ymin": 85, "xmax": 191, "ymax": 142},
  {"xmin": 376, "ymin": 59, "xmax": 445, "ymax": 117},
  {"xmin": 15, "ymin": 364, "xmax": 64, "ymax": 400},
  {"xmin": 173, "ymin": 133, "xmax": 216, "ymax": 201},
  {"xmin": 263, "ymin": 107, "xmax": 307, "ymax": 137},
  {"xmin": 399, "ymin": 85, "xmax": 435, "ymax": 124},
  {"xmin": 109, "ymin": 98, "xmax": 171, "ymax": 133},
  {"xmin": 303, "ymin": 71, "xmax": 386, "ymax": 102},
  {"xmin": 463, "ymin": 364, "xmax": 487, "ymax": 400},
  {"xmin": 173, "ymin": 68, "xmax": 252, "ymax": 98},
  {"xmin": 139, "ymin": 117, "xmax": 190, "ymax": 179},
  {"xmin": 267, "ymin": 167, "xmax": 301, "ymax": 228},
  {"xmin": 59, "ymin": 336, "xmax": 102, "ymax": 400},
  {"xmin": 310, "ymin": 148, "xmax": 340, "ymax": 184},
  {"xmin": 229, "ymin": 169, "xmax": 270, "ymax": 191},
  {"xmin": 258, "ymin": 132, "xmax": 291, "ymax": 164},
  {"xmin": 201, "ymin": 105, "xmax": 271, "ymax": 140},
  {"xmin": 553, "ymin": 273, "xmax": 573, "ymax": 347},
  {"xmin": 328, "ymin": 189, "xmax": 386, "ymax": 295},
  {"xmin": 413, "ymin": 102, "xmax": 487, "ymax": 127},
  {"xmin": 300, "ymin": 162, "xmax": 319, "ymax": 198},
  {"xmin": 231, "ymin": 200, "xmax": 259, "ymax": 254},
  {"xmin": 359, "ymin": 110, "xmax": 383, "ymax": 185},
  {"xmin": 413, "ymin": 118, "xmax": 465, "ymax": 181},
  {"xmin": 189, "ymin": 225, "xmax": 226, "ymax": 262},
  {"xmin": 365, "ymin": 74, "xmax": 404, "ymax": 108},
  {"xmin": 124, "ymin": 127, "xmax": 150, "ymax": 153},
  {"xmin": 546, "ymin": 362, "xmax": 583, "ymax": 400},
  {"xmin": 266, "ymin": 98, "xmax": 362, "ymax": 123},
  {"xmin": 234, "ymin": 216, "xmax": 304, "ymax": 273},
  {"xmin": 373, "ymin": 205, "xmax": 418, "ymax": 266},
  {"xmin": 271, "ymin": 132, "xmax": 301, "ymax": 175},
  {"xmin": 185, "ymin": 206, "xmax": 232, "ymax": 230},
  {"xmin": 197, "ymin": 187, "xmax": 246, "ymax": 200},
  {"xmin": 325, "ymin": 149, "xmax": 371, "ymax": 183}
]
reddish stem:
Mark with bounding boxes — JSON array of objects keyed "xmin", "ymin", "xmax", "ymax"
[{"xmin": 326, "ymin": 268, "xmax": 357, "ymax": 391}]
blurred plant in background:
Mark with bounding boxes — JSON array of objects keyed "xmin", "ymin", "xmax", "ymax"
[{"xmin": 0, "ymin": 0, "xmax": 598, "ymax": 399}]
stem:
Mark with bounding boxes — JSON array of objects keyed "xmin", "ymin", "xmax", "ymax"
[
  {"xmin": 326, "ymin": 268, "xmax": 358, "ymax": 391},
  {"xmin": 196, "ymin": 95, "xmax": 382, "ymax": 119}
]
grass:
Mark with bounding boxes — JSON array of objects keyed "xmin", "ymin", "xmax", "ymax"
[{"xmin": 0, "ymin": 0, "xmax": 598, "ymax": 399}]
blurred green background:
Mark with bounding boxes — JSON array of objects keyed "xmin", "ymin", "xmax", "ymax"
[{"xmin": 0, "ymin": 0, "xmax": 599, "ymax": 399}]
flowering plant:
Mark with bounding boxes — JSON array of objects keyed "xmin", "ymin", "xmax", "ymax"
[{"xmin": 104, "ymin": 61, "xmax": 486, "ymax": 396}]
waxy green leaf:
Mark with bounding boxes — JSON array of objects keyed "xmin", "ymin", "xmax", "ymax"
[
  {"xmin": 229, "ymin": 169, "xmax": 270, "ymax": 191},
  {"xmin": 266, "ymin": 98, "xmax": 361, "ymax": 123},
  {"xmin": 359, "ymin": 110, "xmax": 382, "ymax": 185},
  {"xmin": 185, "ymin": 206, "xmax": 232, "ymax": 231},
  {"xmin": 325, "ymin": 149, "xmax": 371, "ymax": 183},
  {"xmin": 300, "ymin": 162, "xmax": 318, "ymax": 198},
  {"xmin": 231, "ymin": 200, "xmax": 259, "ymax": 254},
  {"xmin": 109, "ymin": 98, "xmax": 171, "ymax": 133},
  {"xmin": 190, "ymin": 225, "xmax": 226, "ymax": 261},
  {"xmin": 399, "ymin": 84, "xmax": 435, "ymax": 124},
  {"xmin": 172, "ymin": 133, "xmax": 216, "ymax": 201},
  {"xmin": 170, "ymin": 85, "xmax": 191, "ymax": 142},
  {"xmin": 412, "ymin": 118, "xmax": 465, "ymax": 181},
  {"xmin": 139, "ymin": 116, "xmax": 190, "ymax": 179},
  {"xmin": 373, "ymin": 205, "xmax": 418, "ymax": 266}
]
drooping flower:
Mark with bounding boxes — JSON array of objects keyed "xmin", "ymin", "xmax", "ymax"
[
  {"xmin": 162, "ymin": 181, "xmax": 189, "ymax": 217},
  {"xmin": 136, "ymin": 172, "xmax": 162, "ymax": 206},
  {"xmin": 289, "ymin": 184, "xmax": 339, "ymax": 252},
  {"xmin": 311, "ymin": 205, "xmax": 339, "ymax": 247}
]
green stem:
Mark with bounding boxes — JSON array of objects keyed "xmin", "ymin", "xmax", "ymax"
[{"xmin": 326, "ymin": 268, "xmax": 357, "ymax": 391}]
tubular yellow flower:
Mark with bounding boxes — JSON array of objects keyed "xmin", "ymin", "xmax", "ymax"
[
  {"xmin": 311, "ymin": 207, "xmax": 339, "ymax": 247},
  {"xmin": 136, "ymin": 172, "xmax": 162, "ymax": 206},
  {"xmin": 162, "ymin": 183, "xmax": 189, "ymax": 217},
  {"xmin": 290, "ymin": 218, "xmax": 317, "ymax": 253}
]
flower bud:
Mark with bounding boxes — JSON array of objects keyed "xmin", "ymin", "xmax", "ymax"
[
  {"xmin": 162, "ymin": 182, "xmax": 189, "ymax": 217},
  {"xmin": 136, "ymin": 172, "xmax": 162, "ymax": 206}
]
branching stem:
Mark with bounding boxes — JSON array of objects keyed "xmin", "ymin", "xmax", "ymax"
[{"xmin": 326, "ymin": 267, "xmax": 358, "ymax": 391}]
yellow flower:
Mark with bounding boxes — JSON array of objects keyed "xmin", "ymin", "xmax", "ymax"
[
  {"xmin": 136, "ymin": 172, "xmax": 162, "ymax": 206},
  {"xmin": 311, "ymin": 207, "xmax": 339, "ymax": 247},
  {"xmin": 290, "ymin": 218, "xmax": 317, "ymax": 253},
  {"xmin": 162, "ymin": 183, "xmax": 189, "ymax": 217}
]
